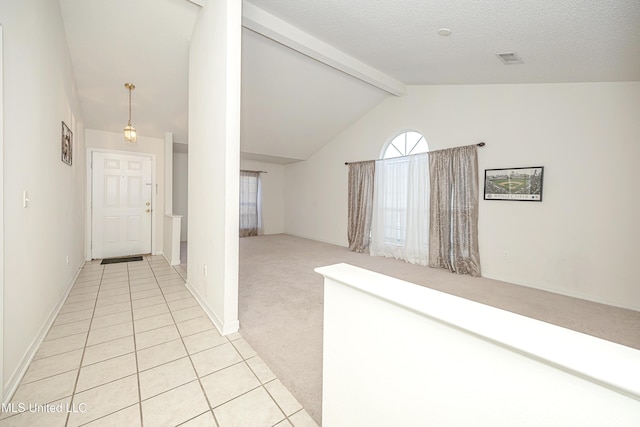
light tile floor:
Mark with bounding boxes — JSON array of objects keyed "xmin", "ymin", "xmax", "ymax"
[{"xmin": 0, "ymin": 256, "xmax": 318, "ymax": 427}]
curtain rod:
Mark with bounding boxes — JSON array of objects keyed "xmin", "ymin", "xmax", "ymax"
[
  {"xmin": 241, "ymin": 169, "xmax": 268, "ymax": 174},
  {"xmin": 344, "ymin": 142, "xmax": 486, "ymax": 165}
]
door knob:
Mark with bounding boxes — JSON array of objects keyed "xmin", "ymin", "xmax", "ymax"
[{"xmin": 146, "ymin": 209, "xmax": 150, "ymax": 213}]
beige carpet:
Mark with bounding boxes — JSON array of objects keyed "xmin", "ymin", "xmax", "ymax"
[{"xmin": 238, "ymin": 234, "xmax": 639, "ymax": 425}]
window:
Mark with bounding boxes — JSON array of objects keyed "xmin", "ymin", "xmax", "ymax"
[
  {"xmin": 239, "ymin": 171, "xmax": 262, "ymax": 237},
  {"xmin": 377, "ymin": 157, "xmax": 410, "ymax": 245},
  {"xmin": 370, "ymin": 131, "xmax": 430, "ymax": 265},
  {"xmin": 381, "ymin": 130, "xmax": 429, "ymax": 159}
]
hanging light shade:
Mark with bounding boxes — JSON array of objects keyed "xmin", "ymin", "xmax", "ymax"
[{"xmin": 124, "ymin": 83, "xmax": 137, "ymax": 143}]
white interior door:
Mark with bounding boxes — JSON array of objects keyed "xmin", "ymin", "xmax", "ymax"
[{"xmin": 92, "ymin": 152, "xmax": 152, "ymax": 258}]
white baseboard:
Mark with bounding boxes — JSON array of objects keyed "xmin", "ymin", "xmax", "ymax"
[
  {"xmin": 162, "ymin": 253, "xmax": 170, "ymax": 265},
  {"xmin": 286, "ymin": 232, "xmax": 639, "ymax": 312},
  {"xmin": 162, "ymin": 253, "xmax": 180, "ymax": 266},
  {"xmin": 482, "ymin": 273, "xmax": 640, "ymax": 312},
  {"xmin": 282, "ymin": 231, "xmax": 347, "ymax": 248},
  {"xmin": 2, "ymin": 262, "xmax": 85, "ymax": 404},
  {"xmin": 184, "ymin": 279, "xmax": 240, "ymax": 336}
]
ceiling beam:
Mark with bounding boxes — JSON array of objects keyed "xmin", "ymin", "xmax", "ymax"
[{"xmin": 242, "ymin": 2, "xmax": 406, "ymax": 97}]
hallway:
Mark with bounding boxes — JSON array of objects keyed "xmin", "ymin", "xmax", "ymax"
[{"xmin": 0, "ymin": 257, "xmax": 316, "ymax": 426}]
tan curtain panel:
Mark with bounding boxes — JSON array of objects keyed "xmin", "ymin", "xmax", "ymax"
[
  {"xmin": 428, "ymin": 145, "xmax": 481, "ymax": 276},
  {"xmin": 347, "ymin": 161, "xmax": 375, "ymax": 253}
]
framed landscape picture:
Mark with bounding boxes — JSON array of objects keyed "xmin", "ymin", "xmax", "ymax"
[
  {"xmin": 61, "ymin": 121, "xmax": 72, "ymax": 166},
  {"xmin": 484, "ymin": 166, "xmax": 544, "ymax": 201}
]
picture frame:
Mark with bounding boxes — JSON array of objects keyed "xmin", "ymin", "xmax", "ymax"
[
  {"xmin": 61, "ymin": 121, "xmax": 72, "ymax": 166},
  {"xmin": 484, "ymin": 166, "xmax": 544, "ymax": 201}
]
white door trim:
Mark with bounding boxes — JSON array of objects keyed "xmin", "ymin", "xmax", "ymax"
[{"xmin": 86, "ymin": 148, "xmax": 157, "ymax": 260}]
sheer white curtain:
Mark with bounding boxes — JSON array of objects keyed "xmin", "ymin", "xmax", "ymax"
[
  {"xmin": 370, "ymin": 153, "xmax": 429, "ymax": 265},
  {"xmin": 256, "ymin": 177, "xmax": 263, "ymax": 235}
]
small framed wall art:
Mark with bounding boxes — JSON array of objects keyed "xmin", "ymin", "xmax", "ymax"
[
  {"xmin": 484, "ymin": 166, "xmax": 544, "ymax": 201},
  {"xmin": 61, "ymin": 121, "xmax": 72, "ymax": 166}
]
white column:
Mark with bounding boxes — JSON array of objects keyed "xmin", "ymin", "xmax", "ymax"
[{"xmin": 186, "ymin": 0, "xmax": 241, "ymax": 334}]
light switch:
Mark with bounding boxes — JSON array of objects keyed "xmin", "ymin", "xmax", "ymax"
[{"xmin": 23, "ymin": 190, "xmax": 30, "ymax": 208}]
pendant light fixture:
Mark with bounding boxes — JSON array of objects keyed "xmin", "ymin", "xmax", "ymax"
[{"xmin": 124, "ymin": 83, "xmax": 137, "ymax": 143}]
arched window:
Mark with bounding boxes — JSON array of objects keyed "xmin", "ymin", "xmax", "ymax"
[
  {"xmin": 381, "ymin": 130, "xmax": 428, "ymax": 159},
  {"xmin": 370, "ymin": 130, "xmax": 430, "ymax": 265}
]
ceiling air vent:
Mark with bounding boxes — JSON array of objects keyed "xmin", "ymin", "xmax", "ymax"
[{"xmin": 496, "ymin": 52, "xmax": 524, "ymax": 65}]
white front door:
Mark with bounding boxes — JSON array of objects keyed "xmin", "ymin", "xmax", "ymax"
[{"xmin": 91, "ymin": 152, "xmax": 152, "ymax": 259}]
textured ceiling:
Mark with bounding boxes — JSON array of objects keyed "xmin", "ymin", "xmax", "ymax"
[
  {"xmin": 59, "ymin": 0, "xmax": 640, "ymax": 162},
  {"xmin": 248, "ymin": 0, "xmax": 640, "ymax": 84}
]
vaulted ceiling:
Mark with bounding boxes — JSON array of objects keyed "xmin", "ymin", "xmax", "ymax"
[{"xmin": 60, "ymin": 0, "xmax": 640, "ymax": 163}]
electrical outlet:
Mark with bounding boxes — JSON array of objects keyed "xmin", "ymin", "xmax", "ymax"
[
  {"xmin": 66, "ymin": 255, "xmax": 70, "ymax": 265},
  {"xmin": 203, "ymin": 264, "xmax": 207, "ymax": 276}
]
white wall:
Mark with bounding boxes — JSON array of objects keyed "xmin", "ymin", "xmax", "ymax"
[
  {"xmin": 0, "ymin": 24, "xmax": 4, "ymax": 400},
  {"xmin": 318, "ymin": 263, "xmax": 640, "ymax": 426},
  {"xmin": 187, "ymin": 0, "xmax": 242, "ymax": 335},
  {"xmin": 85, "ymin": 129, "xmax": 165, "ymax": 256},
  {"xmin": 1, "ymin": 0, "xmax": 86, "ymax": 399},
  {"xmin": 285, "ymin": 83, "xmax": 640, "ymax": 310},
  {"xmin": 240, "ymin": 159, "xmax": 285, "ymax": 235},
  {"xmin": 173, "ymin": 152, "xmax": 189, "ymax": 241}
]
